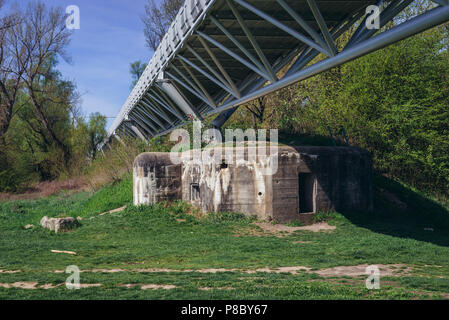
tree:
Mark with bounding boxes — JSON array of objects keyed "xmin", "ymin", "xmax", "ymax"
[
  {"xmin": 245, "ymin": 97, "xmax": 266, "ymax": 132},
  {"xmin": 265, "ymin": 19, "xmax": 449, "ymax": 194},
  {"xmin": 141, "ymin": 0, "xmax": 183, "ymax": 51},
  {"xmin": 129, "ymin": 60, "xmax": 147, "ymax": 88},
  {"xmin": 87, "ymin": 113, "xmax": 107, "ymax": 160},
  {"xmin": 7, "ymin": 1, "xmax": 73, "ymax": 162},
  {"xmin": 0, "ymin": 1, "xmax": 22, "ymax": 139}
]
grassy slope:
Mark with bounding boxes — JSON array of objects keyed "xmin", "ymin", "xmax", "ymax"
[{"xmin": 0, "ymin": 173, "xmax": 449, "ymax": 299}]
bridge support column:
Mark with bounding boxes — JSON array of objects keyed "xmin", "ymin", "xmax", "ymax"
[
  {"xmin": 157, "ymin": 79, "xmax": 203, "ymax": 121},
  {"xmin": 113, "ymin": 132, "xmax": 125, "ymax": 146}
]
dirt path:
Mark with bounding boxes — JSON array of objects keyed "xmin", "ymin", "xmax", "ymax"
[{"xmin": 49, "ymin": 264, "xmax": 410, "ymax": 276}]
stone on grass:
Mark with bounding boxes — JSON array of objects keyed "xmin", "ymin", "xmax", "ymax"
[
  {"xmin": 40, "ymin": 216, "xmax": 80, "ymax": 233},
  {"xmin": 24, "ymin": 224, "xmax": 34, "ymax": 230}
]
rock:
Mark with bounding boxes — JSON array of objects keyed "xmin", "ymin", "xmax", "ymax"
[
  {"xmin": 24, "ymin": 224, "xmax": 34, "ymax": 230},
  {"xmin": 76, "ymin": 216, "xmax": 83, "ymax": 221},
  {"xmin": 40, "ymin": 216, "xmax": 79, "ymax": 233}
]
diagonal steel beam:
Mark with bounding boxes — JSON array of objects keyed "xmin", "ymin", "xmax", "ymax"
[
  {"xmin": 130, "ymin": 124, "xmax": 148, "ymax": 142},
  {"xmin": 139, "ymin": 96, "xmax": 172, "ymax": 125},
  {"xmin": 347, "ymin": 0, "xmax": 384, "ymax": 48},
  {"xmin": 113, "ymin": 132, "xmax": 126, "ymax": 146},
  {"xmin": 285, "ymin": 6, "xmax": 368, "ymax": 77},
  {"xmin": 140, "ymin": 96, "xmax": 174, "ymax": 125},
  {"xmin": 148, "ymin": 87, "xmax": 185, "ymax": 120},
  {"xmin": 178, "ymin": 54, "xmax": 234, "ymax": 98},
  {"xmin": 186, "ymin": 43, "xmax": 240, "ymax": 98},
  {"xmin": 129, "ymin": 105, "xmax": 164, "ymax": 133},
  {"xmin": 154, "ymin": 82, "xmax": 199, "ymax": 119},
  {"xmin": 135, "ymin": 103, "xmax": 166, "ymax": 130},
  {"xmin": 209, "ymin": 15, "xmax": 272, "ymax": 81},
  {"xmin": 124, "ymin": 118, "xmax": 149, "ymax": 141},
  {"xmin": 306, "ymin": 0, "xmax": 338, "ymax": 56},
  {"xmin": 156, "ymin": 80, "xmax": 204, "ymax": 120},
  {"xmin": 178, "ymin": 59, "xmax": 217, "ymax": 108},
  {"xmin": 196, "ymin": 37, "xmax": 241, "ymax": 98},
  {"xmin": 226, "ymin": 0, "xmax": 278, "ymax": 82},
  {"xmin": 432, "ymin": 0, "xmax": 449, "ymax": 6},
  {"xmin": 167, "ymin": 64, "xmax": 217, "ymax": 110},
  {"xmin": 130, "ymin": 113, "xmax": 157, "ymax": 136},
  {"xmin": 145, "ymin": 91, "xmax": 185, "ymax": 122},
  {"xmin": 118, "ymin": 125, "xmax": 133, "ymax": 138},
  {"xmin": 148, "ymin": 87, "xmax": 189, "ymax": 119},
  {"xmin": 347, "ymin": 0, "xmax": 414, "ymax": 48},
  {"xmin": 196, "ymin": 30, "xmax": 272, "ymax": 81},
  {"xmin": 234, "ymin": 0, "xmax": 332, "ymax": 56},
  {"xmin": 204, "ymin": 5, "xmax": 449, "ymax": 115},
  {"xmin": 165, "ymin": 69, "xmax": 216, "ymax": 108},
  {"xmin": 275, "ymin": 0, "xmax": 327, "ymax": 50},
  {"xmin": 136, "ymin": 102, "xmax": 167, "ymax": 131}
]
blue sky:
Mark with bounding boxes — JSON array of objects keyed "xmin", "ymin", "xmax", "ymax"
[{"xmin": 14, "ymin": 0, "xmax": 156, "ymax": 129}]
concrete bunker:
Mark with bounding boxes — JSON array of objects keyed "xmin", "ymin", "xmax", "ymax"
[{"xmin": 133, "ymin": 146, "xmax": 373, "ymax": 224}]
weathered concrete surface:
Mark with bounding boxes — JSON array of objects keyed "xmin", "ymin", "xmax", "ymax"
[
  {"xmin": 181, "ymin": 147, "xmax": 274, "ymax": 221},
  {"xmin": 133, "ymin": 146, "xmax": 372, "ymax": 224},
  {"xmin": 40, "ymin": 216, "xmax": 80, "ymax": 233},
  {"xmin": 133, "ymin": 152, "xmax": 181, "ymax": 205}
]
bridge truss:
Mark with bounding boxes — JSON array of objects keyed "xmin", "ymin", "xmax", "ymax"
[{"xmin": 103, "ymin": 0, "xmax": 449, "ymax": 147}]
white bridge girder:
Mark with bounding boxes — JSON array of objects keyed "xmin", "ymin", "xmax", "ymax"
[{"xmin": 103, "ymin": 0, "xmax": 449, "ymax": 148}]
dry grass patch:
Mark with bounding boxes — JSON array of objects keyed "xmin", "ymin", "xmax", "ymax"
[
  {"xmin": 120, "ymin": 284, "xmax": 176, "ymax": 290},
  {"xmin": 0, "ymin": 178, "xmax": 87, "ymax": 201},
  {"xmin": 254, "ymin": 221, "xmax": 336, "ymax": 237},
  {"xmin": 314, "ymin": 264, "xmax": 412, "ymax": 277}
]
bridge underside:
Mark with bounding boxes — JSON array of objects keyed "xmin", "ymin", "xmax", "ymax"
[{"xmin": 105, "ymin": 0, "xmax": 449, "ymax": 146}]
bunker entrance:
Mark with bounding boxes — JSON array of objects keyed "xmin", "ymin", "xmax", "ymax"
[
  {"xmin": 298, "ymin": 173, "xmax": 315, "ymax": 213},
  {"xmin": 191, "ymin": 183, "xmax": 200, "ymax": 201}
]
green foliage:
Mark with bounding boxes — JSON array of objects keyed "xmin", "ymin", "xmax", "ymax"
[
  {"xmin": 81, "ymin": 173, "xmax": 133, "ymax": 215},
  {"xmin": 129, "ymin": 60, "xmax": 148, "ymax": 88},
  {"xmin": 257, "ymin": 24, "xmax": 449, "ymax": 197},
  {"xmin": 284, "ymin": 220, "xmax": 304, "ymax": 227},
  {"xmin": 0, "ymin": 56, "xmax": 108, "ymax": 191},
  {"xmin": 0, "ymin": 2, "xmax": 110, "ymax": 192},
  {"xmin": 205, "ymin": 211, "xmax": 248, "ymax": 223},
  {"xmin": 84, "ymin": 136, "xmax": 150, "ymax": 190},
  {"xmin": 312, "ymin": 211, "xmax": 338, "ymax": 223}
]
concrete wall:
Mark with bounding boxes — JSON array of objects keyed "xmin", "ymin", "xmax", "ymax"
[
  {"xmin": 133, "ymin": 152, "xmax": 181, "ymax": 206},
  {"xmin": 270, "ymin": 146, "xmax": 373, "ymax": 223},
  {"xmin": 180, "ymin": 147, "xmax": 273, "ymax": 221},
  {"xmin": 133, "ymin": 146, "xmax": 372, "ymax": 223}
]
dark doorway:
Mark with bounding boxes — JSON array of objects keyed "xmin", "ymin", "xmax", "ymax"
[
  {"xmin": 299, "ymin": 173, "xmax": 315, "ymax": 213},
  {"xmin": 191, "ymin": 183, "xmax": 200, "ymax": 201}
]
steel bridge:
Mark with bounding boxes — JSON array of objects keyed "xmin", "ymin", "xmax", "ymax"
[{"xmin": 103, "ymin": 0, "xmax": 449, "ymax": 147}]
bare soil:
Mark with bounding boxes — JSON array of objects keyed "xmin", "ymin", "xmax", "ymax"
[
  {"xmin": 255, "ymin": 221, "xmax": 336, "ymax": 236},
  {"xmin": 0, "ymin": 178, "xmax": 88, "ymax": 201},
  {"xmin": 50, "ymin": 264, "xmax": 410, "ymax": 277}
]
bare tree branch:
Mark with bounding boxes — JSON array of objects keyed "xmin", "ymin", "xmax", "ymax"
[{"xmin": 141, "ymin": 0, "xmax": 183, "ymax": 51}]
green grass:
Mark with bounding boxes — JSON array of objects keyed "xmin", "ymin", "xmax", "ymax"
[{"xmin": 0, "ymin": 172, "xmax": 448, "ymax": 299}]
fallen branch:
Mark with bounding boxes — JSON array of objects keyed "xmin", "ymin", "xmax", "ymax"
[
  {"xmin": 99, "ymin": 206, "xmax": 127, "ymax": 216},
  {"xmin": 51, "ymin": 250, "xmax": 76, "ymax": 255}
]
